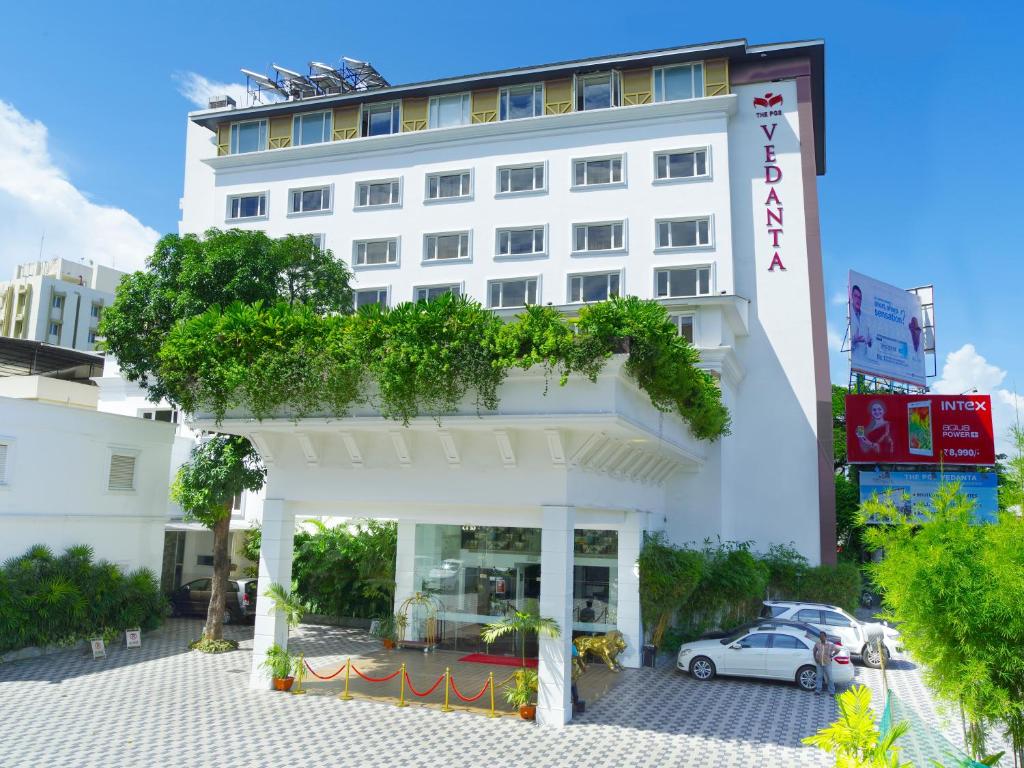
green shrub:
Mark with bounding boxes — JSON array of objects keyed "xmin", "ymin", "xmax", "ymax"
[
  {"xmin": 762, "ymin": 542, "xmax": 810, "ymax": 599},
  {"xmin": 638, "ymin": 532, "xmax": 704, "ymax": 646},
  {"xmin": 0, "ymin": 544, "xmax": 166, "ymax": 654},
  {"xmin": 797, "ymin": 562, "xmax": 862, "ymax": 614}
]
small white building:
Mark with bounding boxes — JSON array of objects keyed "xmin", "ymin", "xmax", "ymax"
[{"xmin": 0, "ymin": 258, "xmax": 125, "ymax": 352}]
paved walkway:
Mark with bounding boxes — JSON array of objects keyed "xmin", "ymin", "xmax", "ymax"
[{"xmin": 0, "ymin": 619, "xmax": 992, "ymax": 767}]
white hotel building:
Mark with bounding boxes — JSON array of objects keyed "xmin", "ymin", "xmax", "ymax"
[{"xmin": 180, "ymin": 38, "xmax": 833, "ymax": 725}]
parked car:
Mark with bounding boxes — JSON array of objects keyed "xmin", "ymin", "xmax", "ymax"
[
  {"xmin": 760, "ymin": 600, "xmax": 904, "ymax": 668},
  {"xmin": 701, "ymin": 619, "xmax": 843, "ymax": 649},
  {"xmin": 169, "ymin": 577, "xmax": 258, "ymax": 624},
  {"xmin": 677, "ymin": 625, "xmax": 855, "ymax": 691}
]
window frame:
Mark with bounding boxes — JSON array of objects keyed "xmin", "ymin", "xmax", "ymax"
[
  {"xmin": 52, "ymin": 294, "xmax": 65, "ymax": 310},
  {"xmin": 487, "ymin": 276, "xmax": 540, "ymax": 309},
  {"xmin": 495, "ymin": 225, "xmax": 547, "ymax": 259},
  {"xmin": 0, "ymin": 438, "xmax": 14, "ymax": 489},
  {"xmin": 495, "ymin": 162, "xmax": 547, "ymax": 197},
  {"xmin": 654, "ymin": 265, "xmax": 713, "ymax": 299},
  {"xmin": 571, "ymin": 219, "xmax": 627, "ymax": 255},
  {"xmin": 352, "ymin": 237, "xmax": 401, "ymax": 269},
  {"xmin": 354, "ymin": 287, "xmax": 390, "ymax": 311},
  {"xmin": 360, "ymin": 101, "xmax": 401, "ymax": 137},
  {"xmin": 653, "ymin": 62, "xmax": 705, "ymax": 103},
  {"xmin": 423, "ymin": 230, "xmax": 472, "ymax": 264},
  {"xmin": 354, "ymin": 178, "xmax": 403, "ymax": 210},
  {"xmin": 292, "ymin": 110, "xmax": 333, "ymax": 146},
  {"xmin": 229, "ymin": 119, "xmax": 268, "ymax": 154},
  {"xmin": 424, "ymin": 169, "xmax": 474, "ymax": 203},
  {"xmin": 106, "ymin": 447, "xmax": 140, "ymax": 494},
  {"xmin": 567, "ymin": 270, "xmax": 623, "ymax": 304},
  {"xmin": 654, "ymin": 216, "xmax": 714, "ymax": 251},
  {"xmin": 428, "ymin": 92, "xmax": 472, "ymax": 129},
  {"xmin": 575, "ymin": 70, "xmax": 622, "ymax": 111},
  {"xmin": 571, "ymin": 154, "xmax": 626, "ymax": 190},
  {"xmin": 287, "ymin": 184, "xmax": 333, "ymax": 216},
  {"xmin": 653, "ymin": 147, "xmax": 712, "ymax": 184},
  {"xmin": 413, "ymin": 282, "xmax": 463, "ymax": 303},
  {"xmin": 226, "ymin": 191, "xmax": 269, "ymax": 222},
  {"xmin": 670, "ymin": 313, "xmax": 698, "ymax": 345},
  {"xmin": 498, "ymin": 83, "xmax": 545, "ymax": 121}
]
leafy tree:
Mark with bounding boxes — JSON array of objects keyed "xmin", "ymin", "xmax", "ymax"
[
  {"xmin": 99, "ymin": 228, "xmax": 353, "ymax": 403},
  {"xmin": 638, "ymin": 532, "xmax": 704, "ymax": 647},
  {"xmin": 171, "ymin": 435, "xmax": 266, "ymax": 642},
  {"xmin": 997, "ymin": 424, "xmax": 1024, "ymax": 515}
]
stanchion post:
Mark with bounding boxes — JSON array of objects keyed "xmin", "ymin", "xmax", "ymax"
[
  {"xmin": 441, "ymin": 667, "xmax": 453, "ymax": 713},
  {"xmin": 487, "ymin": 671, "xmax": 499, "ymax": 718},
  {"xmin": 397, "ymin": 662, "xmax": 408, "ymax": 707},
  {"xmin": 292, "ymin": 652, "xmax": 307, "ymax": 695},
  {"xmin": 339, "ymin": 658, "xmax": 352, "ymax": 701}
]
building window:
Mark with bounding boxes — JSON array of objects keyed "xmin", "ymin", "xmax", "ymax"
[
  {"xmin": 362, "ymin": 102, "xmax": 400, "ymax": 136},
  {"xmin": 569, "ymin": 272, "xmax": 620, "ymax": 303},
  {"xmin": 497, "ymin": 163, "xmax": 545, "ymax": 195},
  {"xmin": 229, "ymin": 120, "xmax": 267, "ymax": 154},
  {"xmin": 227, "ymin": 193, "xmax": 267, "ymax": 220},
  {"xmin": 573, "ymin": 221, "xmax": 625, "ymax": 253},
  {"xmin": 672, "ymin": 314, "xmax": 696, "ymax": 344},
  {"xmin": 87, "ymin": 330, "xmax": 98, "ymax": 344},
  {"xmin": 654, "ymin": 149, "xmax": 709, "ymax": 181},
  {"xmin": 48, "ymin": 322, "xmax": 60, "ymax": 337},
  {"xmin": 499, "ymin": 84, "xmax": 544, "ymax": 120},
  {"xmin": 576, "ymin": 71, "xmax": 621, "ymax": 111},
  {"xmin": 142, "ymin": 409, "xmax": 178, "ymax": 423},
  {"xmin": 108, "ymin": 453, "xmax": 137, "ymax": 491},
  {"xmin": 428, "ymin": 93, "xmax": 471, "ymax": 128},
  {"xmin": 52, "ymin": 295, "xmax": 65, "ymax": 310},
  {"xmin": 354, "ymin": 239, "xmax": 399, "ymax": 267},
  {"xmin": 288, "ymin": 185, "xmax": 332, "ymax": 214},
  {"xmin": 424, "ymin": 232, "xmax": 470, "ymax": 261},
  {"xmin": 489, "ymin": 278, "xmax": 538, "ymax": 308},
  {"xmin": 0, "ymin": 442, "xmax": 8, "ymax": 486},
  {"xmin": 308, "ymin": 233, "xmax": 325, "ymax": 251},
  {"xmin": 655, "ymin": 266, "xmax": 712, "ymax": 298},
  {"xmin": 653, "ymin": 63, "xmax": 704, "ymax": 103},
  {"xmin": 426, "ymin": 171, "xmax": 472, "ymax": 201},
  {"xmin": 356, "ymin": 179, "xmax": 401, "ymax": 208},
  {"xmin": 496, "ymin": 227, "xmax": 546, "ymax": 257},
  {"xmin": 573, "ymin": 156, "xmax": 624, "ymax": 187},
  {"xmin": 355, "ymin": 288, "xmax": 389, "ymax": 309},
  {"xmin": 656, "ymin": 217, "xmax": 712, "ymax": 249},
  {"xmin": 90, "ymin": 304, "xmax": 102, "ymax": 319},
  {"xmin": 415, "ymin": 284, "xmax": 461, "ymax": 302},
  {"xmin": 293, "ymin": 111, "xmax": 332, "ymax": 145}
]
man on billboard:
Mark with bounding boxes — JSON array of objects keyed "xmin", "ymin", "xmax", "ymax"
[{"xmin": 850, "ymin": 284, "xmax": 873, "ymax": 363}]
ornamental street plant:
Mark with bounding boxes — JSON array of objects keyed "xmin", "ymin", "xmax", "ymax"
[{"xmin": 156, "ymin": 294, "xmax": 731, "ymax": 440}]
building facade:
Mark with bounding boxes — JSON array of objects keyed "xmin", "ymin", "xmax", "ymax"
[
  {"xmin": 0, "ymin": 258, "xmax": 125, "ymax": 351},
  {"xmin": 180, "ymin": 38, "xmax": 834, "ymax": 725}
]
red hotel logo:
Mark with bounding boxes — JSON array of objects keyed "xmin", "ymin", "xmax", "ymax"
[{"xmin": 755, "ymin": 92, "xmax": 786, "ymax": 272}]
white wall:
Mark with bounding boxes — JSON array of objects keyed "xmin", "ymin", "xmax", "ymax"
[{"xmin": 0, "ymin": 397, "xmax": 175, "ymax": 573}]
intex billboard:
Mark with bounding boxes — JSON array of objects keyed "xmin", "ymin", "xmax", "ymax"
[{"xmin": 845, "ymin": 394, "xmax": 996, "ymax": 465}]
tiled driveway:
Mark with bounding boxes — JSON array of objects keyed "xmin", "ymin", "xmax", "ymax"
[{"xmin": 0, "ymin": 619, "xmax": 984, "ymax": 767}]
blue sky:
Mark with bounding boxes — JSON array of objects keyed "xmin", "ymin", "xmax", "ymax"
[{"xmin": 0, "ymin": 0, "xmax": 1021, "ymax": 447}]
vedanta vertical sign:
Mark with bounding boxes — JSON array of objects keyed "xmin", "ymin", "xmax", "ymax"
[{"xmin": 754, "ymin": 92, "xmax": 786, "ymax": 272}]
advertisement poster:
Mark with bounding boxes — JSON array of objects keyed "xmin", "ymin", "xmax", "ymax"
[
  {"xmin": 859, "ymin": 470, "xmax": 998, "ymax": 524},
  {"xmin": 845, "ymin": 394, "xmax": 995, "ymax": 465},
  {"xmin": 849, "ymin": 270, "xmax": 927, "ymax": 386}
]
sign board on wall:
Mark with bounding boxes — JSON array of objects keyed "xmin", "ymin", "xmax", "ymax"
[
  {"xmin": 859, "ymin": 470, "xmax": 998, "ymax": 524},
  {"xmin": 849, "ymin": 270, "xmax": 927, "ymax": 387},
  {"xmin": 845, "ymin": 394, "xmax": 995, "ymax": 465}
]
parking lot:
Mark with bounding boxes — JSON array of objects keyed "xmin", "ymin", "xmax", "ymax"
[{"xmin": 0, "ymin": 619, "xmax": 980, "ymax": 768}]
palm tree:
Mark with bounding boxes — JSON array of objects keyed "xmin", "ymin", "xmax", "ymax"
[{"xmin": 481, "ymin": 610, "xmax": 561, "ymax": 668}]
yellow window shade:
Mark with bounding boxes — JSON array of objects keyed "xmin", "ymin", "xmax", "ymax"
[
  {"xmin": 268, "ymin": 116, "xmax": 292, "ymax": 149},
  {"xmin": 216, "ymin": 123, "xmax": 230, "ymax": 156},
  {"xmin": 622, "ymin": 68, "xmax": 652, "ymax": 106},
  {"xmin": 332, "ymin": 106, "xmax": 359, "ymax": 140},
  {"xmin": 704, "ymin": 59, "xmax": 730, "ymax": 97},
  {"xmin": 402, "ymin": 97, "xmax": 428, "ymax": 131},
  {"xmin": 544, "ymin": 79, "xmax": 572, "ymax": 114},
  {"xmin": 471, "ymin": 89, "xmax": 498, "ymax": 123}
]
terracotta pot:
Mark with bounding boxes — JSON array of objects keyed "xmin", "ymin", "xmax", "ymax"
[
  {"xmin": 382, "ymin": 638, "xmax": 395, "ymax": 650},
  {"xmin": 272, "ymin": 676, "xmax": 294, "ymax": 692},
  {"xmin": 519, "ymin": 704, "xmax": 536, "ymax": 721}
]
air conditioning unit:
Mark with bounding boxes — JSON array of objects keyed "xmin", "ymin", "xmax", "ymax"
[{"xmin": 208, "ymin": 95, "xmax": 237, "ymax": 110}]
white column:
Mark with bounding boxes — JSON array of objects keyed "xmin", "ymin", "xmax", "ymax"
[
  {"xmin": 393, "ymin": 520, "xmax": 416, "ymax": 640},
  {"xmin": 616, "ymin": 512, "xmax": 645, "ymax": 669},
  {"xmin": 537, "ymin": 504, "xmax": 575, "ymax": 727},
  {"xmin": 249, "ymin": 498, "xmax": 295, "ymax": 689}
]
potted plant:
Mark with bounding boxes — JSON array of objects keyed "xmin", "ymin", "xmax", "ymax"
[
  {"xmin": 261, "ymin": 643, "xmax": 298, "ymax": 691},
  {"xmin": 481, "ymin": 609, "xmax": 561, "ymax": 668},
  {"xmin": 503, "ymin": 668, "xmax": 539, "ymax": 720},
  {"xmin": 372, "ymin": 614, "xmax": 400, "ymax": 649}
]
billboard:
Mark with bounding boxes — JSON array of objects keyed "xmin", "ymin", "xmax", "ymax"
[
  {"xmin": 849, "ymin": 270, "xmax": 927, "ymax": 386},
  {"xmin": 845, "ymin": 394, "xmax": 996, "ymax": 465},
  {"xmin": 859, "ymin": 470, "xmax": 998, "ymax": 524}
]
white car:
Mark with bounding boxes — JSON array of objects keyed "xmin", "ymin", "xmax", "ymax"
[
  {"xmin": 760, "ymin": 600, "xmax": 904, "ymax": 668},
  {"xmin": 677, "ymin": 625, "xmax": 855, "ymax": 691}
]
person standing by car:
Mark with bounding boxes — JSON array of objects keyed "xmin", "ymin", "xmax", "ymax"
[{"xmin": 813, "ymin": 630, "xmax": 838, "ymax": 696}]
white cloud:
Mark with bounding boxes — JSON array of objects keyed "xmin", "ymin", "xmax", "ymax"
[
  {"xmin": 0, "ymin": 100, "xmax": 158, "ymax": 276},
  {"xmin": 831, "ymin": 290, "xmax": 848, "ymax": 306},
  {"xmin": 827, "ymin": 324, "xmax": 845, "ymax": 353},
  {"xmin": 931, "ymin": 343, "xmax": 1024, "ymax": 457},
  {"xmin": 174, "ymin": 72, "xmax": 253, "ymax": 110}
]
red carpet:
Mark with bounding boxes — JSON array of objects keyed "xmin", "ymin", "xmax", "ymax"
[{"xmin": 458, "ymin": 653, "xmax": 537, "ymax": 668}]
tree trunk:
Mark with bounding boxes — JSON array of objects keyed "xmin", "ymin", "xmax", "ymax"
[{"xmin": 203, "ymin": 507, "xmax": 232, "ymax": 640}]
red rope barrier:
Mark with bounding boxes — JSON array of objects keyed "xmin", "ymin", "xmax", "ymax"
[
  {"xmin": 404, "ymin": 670, "xmax": 445, "ymax": 698},
  {"xmin": 450, "ymin": 675, "xmax": 490, "ymax": 703},
  {"xmin": 351, "ymin": 664, "xmax": 402, "ymax": 683},
  {"xmin": 303, "ymin": 659, "xmax": 346, "ymax": 681}
]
